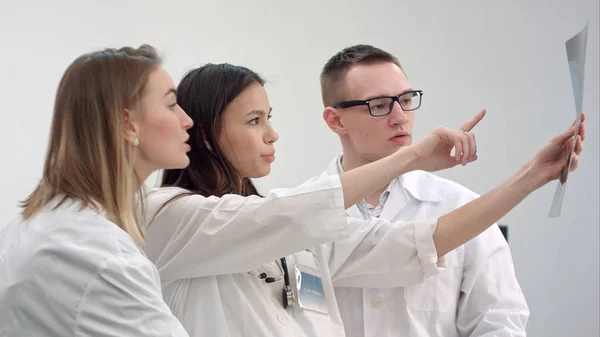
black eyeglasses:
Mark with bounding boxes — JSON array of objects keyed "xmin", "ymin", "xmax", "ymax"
[{"xmin": 332, "ymin": 90, "xmax": 424, "ymax": 117}]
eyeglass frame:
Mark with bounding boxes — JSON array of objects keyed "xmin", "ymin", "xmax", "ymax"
[{"xmin": 331, "ymin": 89, "xmax": 424, "ymax": 117}]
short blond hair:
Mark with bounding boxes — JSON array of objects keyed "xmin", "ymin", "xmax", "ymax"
[{"xmin": 21, "ymin": 45, "xmax": 162, "ymax": 242}]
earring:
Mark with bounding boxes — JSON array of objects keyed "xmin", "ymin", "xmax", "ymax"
[
  {"xmin": 204, "ymin": 140, "xmax": 212, "ymax": 151},
  {"xmin": 134, "ymin": 136, "xmax": 140, "ymax": 147}
]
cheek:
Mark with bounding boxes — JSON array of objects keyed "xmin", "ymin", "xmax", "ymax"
[
  {"xmin": 349, "ymin": 120, "xmax": 398, "ymax": 153},
  {"xmin": 350, "ymin": 119, "xmax": 384, "ymax": 142},
  {"xmin": 220, "ymin": 128, "xmax": 259, "ymax": 166},
  {"xmin": 140, "ymin": 113, "xmax": 181, "ymax": 155},
  {"xmin": 148, "ymin": 115, "xmax": 180, "ymax": 142},
  {"xmin": 406, "ymin": 113, "xmax": 416, "ymax": 128}
]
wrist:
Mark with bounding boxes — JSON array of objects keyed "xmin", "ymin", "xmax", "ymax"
[
  {"xmin": 391, "ymin": 146, "xmax": 420, "ymax": 174},
  {"xmin": 513, "ymin": 161, "xmax": 543, "ymax": 192}
]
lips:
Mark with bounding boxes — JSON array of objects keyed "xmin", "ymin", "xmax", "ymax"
[
  {"xmin": 261, "ymin": 153, "xmax": 275, "ymax": 163},
  {"xmin": 390, "ymin": 131, "xmax": 410, "ymax": 139},
  {"xmin": 183, "ymin": 136, "xmax": 191, "ymax": 151},
  {"xmin": 389, "ymin": 132, "xmax": 411, "ymax": 145}
]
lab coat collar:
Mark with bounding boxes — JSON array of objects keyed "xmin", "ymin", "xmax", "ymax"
[
  {"xmin": 326, "ymin": 154, "xmax": 443, "ymax": 203},
  {"xmin": 46, "ymin": 195, "xmax": 148, "ymax": 255},
  {"xmin": 333, "ymin": 155, "xmax": 395, "ymax": 197},
  {"xmin": 46, "ymin": 195, "xmax": 108, "ymax": 218},
  {"xmin": 397, "ymin": 171, "xmax": 443, "ymax": 203}
]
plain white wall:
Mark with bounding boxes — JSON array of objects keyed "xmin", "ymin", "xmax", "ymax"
[{"xmin": 0, "ymin": 0, "xmax": 597, "ymax": 335}]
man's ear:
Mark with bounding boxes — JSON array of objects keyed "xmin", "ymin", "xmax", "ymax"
[
  {"xmin": 123, "ymin": 108, "xmax": 139, "ymax": 145},
  {"xmin": 323, "ymin": 107, "xmax": 347, "ymax": 135}
]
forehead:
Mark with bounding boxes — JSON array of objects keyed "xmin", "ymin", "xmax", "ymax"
[
  {"xmin": 342, "ymin": 62, "xmax": 411, "ymax": 99},
  {"xmin": 144, "ymin": 66, "xmax": 176, "ymax": 98},
  {"xmin": 224, "ymin": 83, "xmax": 270, "ymax": 115}
]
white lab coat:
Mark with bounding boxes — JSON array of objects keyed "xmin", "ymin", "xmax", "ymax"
[
  {"xmin": 141, "ymin": 175, "xmax": 449, "ymax": 337},
  {"xmin": 0, "ymin": 197, "xmax": 189, "ymax": 337},
  {"xmin": 310, "ymin": 156, "xmax": 529, "ymax": 337}
]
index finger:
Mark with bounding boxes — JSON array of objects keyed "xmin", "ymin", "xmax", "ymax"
[{"xmin": 459, "ymin": 109, "xmax": 487, "ymax": 132}]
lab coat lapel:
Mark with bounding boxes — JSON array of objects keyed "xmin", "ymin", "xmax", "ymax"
[
  {"xmin": 379, "ymin": 179, "xmax": 410, "ymax": 220},
  {"xmin": 324, "ymin": 156, "xmax": 364, "ymax": 219}
]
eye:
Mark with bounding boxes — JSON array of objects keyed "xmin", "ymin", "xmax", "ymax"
[
  {"xmin": 168, "ymin": 102, "xmax": 177, "ymax": 110},
  {"xmin": 267, "ymin": 114, "xmax": 273, "ymax": 122},
  {"xmin": 249, "ymin": 117, "xmax": 259, "ymax": 125}
]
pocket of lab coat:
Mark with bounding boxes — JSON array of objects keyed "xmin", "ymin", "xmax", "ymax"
[{"xmin": 403, "ymin": 253, "xmax": 462, "ymax": 312}]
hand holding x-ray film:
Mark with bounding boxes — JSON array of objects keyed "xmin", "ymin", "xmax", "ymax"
[{"xmin": 549, "ymin": 22, "xmax": 588, "ymax": 218}]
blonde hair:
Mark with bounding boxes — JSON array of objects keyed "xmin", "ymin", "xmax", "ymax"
[{"xmin": 21, "ymin": 45, "xmax": 162, "ymax": 242}]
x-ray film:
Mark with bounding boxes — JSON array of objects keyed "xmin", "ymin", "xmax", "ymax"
[{"xmin": 549, "ymin": 22, "xmax": 588, "ymax": 218}]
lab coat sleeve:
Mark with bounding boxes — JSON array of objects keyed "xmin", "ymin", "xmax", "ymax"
[
  {"xmin": 75, "ymin": 255, "xmax": 190, "ymax": 337},
  {"xmin": 144, "ymin": 175, "xmax": 347, "ymax": 280},
  {"xmin": 455, "ymin": 224, "xmax": 529, "ymax": 336},
  {"xmin": 326, "ymin": 216, "xmax": 448, "ymax": 288}
]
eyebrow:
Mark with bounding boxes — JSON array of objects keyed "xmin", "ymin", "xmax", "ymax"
[
  {"xmin": 245, "ymin": 107, "xmax": 273, "ymax": 116},
  {"xmin": 364, "ymin": 88, "xmax": 413, "ymax": 101},
  {"xmin": 164, "ymin": 88, "xmax": 177, "ymax": 97}
]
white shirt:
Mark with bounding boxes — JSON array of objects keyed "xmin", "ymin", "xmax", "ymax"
[
  {"xmin": 0, "ymin": 198, "xmax": 189, "ymax": 337},
  {"xmin": 314, "ymin": 155, "xmax": 530, "ymax": 337},
  {"xmin": 142, "ymin": 175, "xmax": 448, "ymax": 337}
]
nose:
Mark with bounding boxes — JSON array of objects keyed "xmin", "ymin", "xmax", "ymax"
[
  {"xmin": 265, "ymin": 124, "xmax": 279, "ymax": 144},
  {"xmin": 388, "ymin": 101, "xmax": 408, "ymax": 127},
  {"xmin": 181, "ymin": 109, "xmax": 194, "ymax": 130}
]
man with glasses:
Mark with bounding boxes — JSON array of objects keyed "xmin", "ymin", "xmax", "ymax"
[{"xmin": 311, "ymin": 44, "xmax": 529, "ymax": 336}]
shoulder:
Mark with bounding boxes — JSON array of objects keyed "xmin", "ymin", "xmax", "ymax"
[
  {"xmin": 0, "ymin": 201, "xmax": 153, "ymax": 333},
  {"xmin": 25, "ymin": 201, "xmax": 142, "ymax": 262},
  {"xmin": 145, "ymin": 187, "xmax": 249, "ymax": 217},
  {"xmin": 146, "ymin": 186, "xmax": 194, "ymax": 211},
  {"xmin": 6, "ymin": 201, "xmax": 147, "ymax": 296},
  {"xmin": 145, "ymin": 187, "xmax": 218, "ymax": 219}
]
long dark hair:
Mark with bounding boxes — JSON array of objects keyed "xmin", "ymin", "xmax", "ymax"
[{"xmin": 160, "ymin": 63, "xmax": 264, "ymax": 199}]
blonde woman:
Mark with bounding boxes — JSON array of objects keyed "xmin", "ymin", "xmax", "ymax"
[{"xmin": 0, "ymin": 45, "xmax": 193, "ymax": 336}]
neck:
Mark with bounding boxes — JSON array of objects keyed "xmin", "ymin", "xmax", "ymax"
[{"xmin": 134, "ymin": 164, "xmax": 153, "ymax": 189}]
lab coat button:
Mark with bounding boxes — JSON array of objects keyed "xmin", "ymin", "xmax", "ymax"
[
  {"xmin": 277, "ymin": 315, "xmax": 286, "ymax": 325},
  {"xmin": 372, "ymin": 297, "xmax": 383, "ymax": 308}
]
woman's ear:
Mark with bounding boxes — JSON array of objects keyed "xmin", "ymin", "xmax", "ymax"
[
  {"xmin": 123, "ymin": 108, "xmax": 140, "ymax": 146},
  {"xmin": 323, "ymin": 107, "xmax": 347, "ymax": 135}
]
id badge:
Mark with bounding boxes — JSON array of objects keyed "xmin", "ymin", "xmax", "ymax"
[{"xmin": 293, "ymin": 264, "xmax": 328, "ymax": 315}]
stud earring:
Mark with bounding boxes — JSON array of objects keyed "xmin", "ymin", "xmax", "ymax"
[{"xmin": 134, "ymin": 136, "xmax": 140, "ymax": 147}]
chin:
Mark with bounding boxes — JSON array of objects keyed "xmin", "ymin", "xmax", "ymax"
[
  {"xmin": 256, "ymin": 170, "xmax": 271, "ymax": 178},
  {"xmin": 172, "ymin": 156, "xmax": 190, "ymax": 170},
  {"xmin": 247, "ymin": 166, "xmax": 271, "ymax": 179}
]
